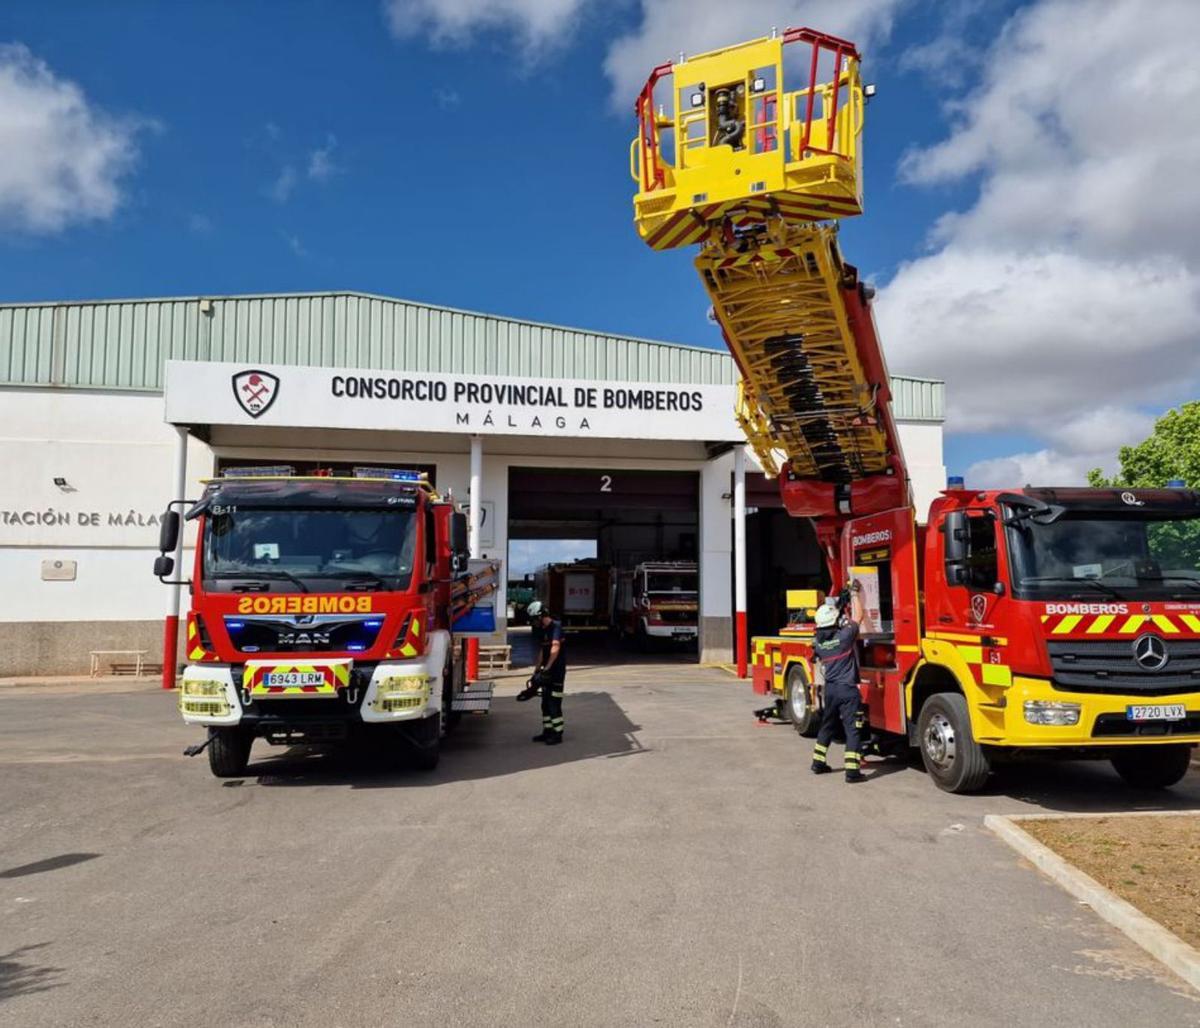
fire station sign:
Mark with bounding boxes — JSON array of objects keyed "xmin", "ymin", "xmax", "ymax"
[{"xmin": 165, "ymin": 360, "xmax": 742, "ymax": 442}]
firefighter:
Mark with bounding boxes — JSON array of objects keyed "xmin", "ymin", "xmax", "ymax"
[
  {"xmin": 525, "ymin": 600, "xmax": 567, "ymax": 745},
  {"xmin": 811, "ymin": 581, "xmax": 867, "ymax": 782}
]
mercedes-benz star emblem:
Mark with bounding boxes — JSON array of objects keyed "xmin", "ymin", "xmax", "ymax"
[{"xmin": 1132, "ymin": 633, "xmax": 1169, "ymax": 672}]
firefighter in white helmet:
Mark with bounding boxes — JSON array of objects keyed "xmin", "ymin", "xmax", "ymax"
[
  {"xmin": 517, "ymin": 600, "xmax": 567, "ymax": 745},
  {"xmin": 810, "ymin": 582, "xmax": 867, "ymax": 782}
]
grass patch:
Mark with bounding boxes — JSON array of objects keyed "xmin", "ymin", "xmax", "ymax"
[{"xmin": 1023, "ymin": 815, "xmax": 1200, "ymax": 949}]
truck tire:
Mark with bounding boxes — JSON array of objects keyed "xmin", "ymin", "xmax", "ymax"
[
  {"xmin": 207, "ymin": 727, "xmax": 252, "ymax": 778},
  {"xmin": 407, "ymin": 714, "xmax": 441, "ymax": 771},
  {"xmin": 785, "ymin": 664, "xmax": 819, "ymax": 738},
  {"xmin": 917, "ymin": 693, "xmax": 990, "ymax": 794},
  {"xmin": 1111, "ymin": 745, "xmax": 1192, "ymax": 789}
]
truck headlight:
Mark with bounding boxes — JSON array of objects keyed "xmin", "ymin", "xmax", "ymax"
[
  {"xmin": 380, "ymin": 674, "xmax": 431, "ymax": 698},
  {"xmin": 375, "ymin": 674, "xmax": 431, "ymax": 714},
  {"xmin": 182, "ymin": 679, "xmax": 226, "ymax": 697},
  {"xmin": 1023, "ymin": 701, "xmax": 1081, "ymax": 726}
]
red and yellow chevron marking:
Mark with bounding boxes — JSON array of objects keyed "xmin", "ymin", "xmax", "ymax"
[
  {"xmin": 186, "ymin": 612, "xmax": 216, "ymax": 663},
  {"xmin": 386, "ymin": 613, "xmax": 423, "ymax": 660},
  {"xmin": 243, "ymin": 660, "xmax": 351, "ymax": 697},
  {"xmin": 950, "ymin": 642, "xmax": 1013, "ymax": 689},
  {"xmin": 1039, "ymin": 612, "xmax": 1200, "ymax": 636}
]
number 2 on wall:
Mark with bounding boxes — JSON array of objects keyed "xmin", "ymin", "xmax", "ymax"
[{"xmin": 600, "ymin": 474, "xmax": 612, "ymax": 493}]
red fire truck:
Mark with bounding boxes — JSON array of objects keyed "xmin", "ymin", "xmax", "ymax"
[
  {"xmin": 154, "ymin": 467, "xmax": 497, "ymax": 777},
  {"xmin": 631, "ymin": 29, "xmax": 1200, "ymax": 791}
]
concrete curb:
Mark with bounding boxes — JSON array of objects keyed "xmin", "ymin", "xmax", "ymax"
[{"xmin": 985, "ymin": 812, "xmax": 1200, "ymax": 994}]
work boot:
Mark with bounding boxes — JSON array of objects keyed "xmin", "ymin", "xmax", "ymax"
[
  {"xmin": 845, "ymin": 770, "xmax": 866, "ymax": 783},
  {"xmin": 531, "ymin": 732, "xmax": 550, "ymax": 743},
  {"xmin": 810, "ymin": 761, "xmax": 832, "ymax": 775},
  {"xmin": 544, "ymin": 732, "xmax": 563, "ymax": 746}
]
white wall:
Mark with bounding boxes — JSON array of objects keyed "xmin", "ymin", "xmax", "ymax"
[
  {"xmin": 0, "ymin": 388, "xmax": 947, "ymax": 631},
  {"xmin": 896, "ymin": 420, "xmax": 947, "ymax": 516},
  {"xmin": 0, "ymin": 389, "xmax": 208, "ymax": 623}
]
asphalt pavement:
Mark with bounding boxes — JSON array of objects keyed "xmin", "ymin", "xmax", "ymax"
[{"xmin": 2, "ymin": 664, "xmax": 1199, "ymax": 1027}]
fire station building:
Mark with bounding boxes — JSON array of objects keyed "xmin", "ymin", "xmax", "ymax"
[{"xmin": 0, "ymin": 291, "xmax": 945, "ymax": 676}]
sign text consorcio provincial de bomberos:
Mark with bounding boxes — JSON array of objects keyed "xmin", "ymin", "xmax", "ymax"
[{"xmin": 330, "ymin": 374, "xmax": 706, "ymax": 412}]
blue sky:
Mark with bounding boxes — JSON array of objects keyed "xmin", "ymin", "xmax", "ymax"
[{"xmin": 2, "ymin": 1, "xmax": 1197, "ymax": 486}]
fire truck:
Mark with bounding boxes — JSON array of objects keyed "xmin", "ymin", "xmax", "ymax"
[
  {"xmin": 631, "ymin": 28, "xmax": 1200, "ymax": 791},
  {"xmin": 154, "ymin": 467, "xmax": 498, "ymax": 778},
  {"xmin": 533, "ymin": 560, "xmax": 613, "ymax": 632},
  {"xmin": 614, "ymin": 561, "xmax": 699, "ymax": 646}
]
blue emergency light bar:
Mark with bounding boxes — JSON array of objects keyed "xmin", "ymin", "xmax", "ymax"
[
  {"xmin": 222, "ymin": 465, "xmax": 295, "ymax": 478},
  {"xmin": 352, "ymin": 466, "xmax": 424, "ymax": 482}
]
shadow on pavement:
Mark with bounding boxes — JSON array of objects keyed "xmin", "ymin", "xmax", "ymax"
[
  {"xmin": 0, "ymin": 943, "xmax": 64, "ymax": 1001},
  {"xmin": 977, "ymin": 759, "xmax": 1200, "ymax": 813},
  {"xmin": 246, "ymin": 690, "xmax": 645, "ymax": 789},
  {"xmin": 0, "ymin": 853, "xmax": 101, "ymax": 879}
]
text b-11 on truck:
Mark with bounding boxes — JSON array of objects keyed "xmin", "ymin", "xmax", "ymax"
[{"xmin": 154, "ymin": 466, "xmax": 498, "ymax": 778}]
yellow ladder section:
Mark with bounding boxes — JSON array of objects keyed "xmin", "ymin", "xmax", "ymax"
[{"xmin": 698, "ymin": 222, "xmax": 890, "ymax": 480}]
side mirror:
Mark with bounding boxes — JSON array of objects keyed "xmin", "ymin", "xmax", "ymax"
[
  {"xmin": 158, "ymin": 510, "xmax": 180, "ymax": 553},
  {"xmin": 942, "ymin": 511, "xmax": 967, "ymax": 562},
  {"xmin": 449, "ymin": 512, "xmax": 469, "ymax": 560},
  {"xmin": 153, "ymin": 555, "xmax": 175, "ymax": 578}
]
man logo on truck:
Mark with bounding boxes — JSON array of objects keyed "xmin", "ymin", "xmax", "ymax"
[{"xmin": 232, "ymin": 370, "xmax": 279, "ymax": 418}]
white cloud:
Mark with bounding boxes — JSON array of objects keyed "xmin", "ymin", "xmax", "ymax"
[
  {"xmin": 307, "ymin": 134, "xmax": 339, "ymax": 182},
  {"xmin": 267, "ymin": 164, "xmax": 297, "ymax": 203},
  {"xmin": 383, "ymin": 0, "xmax": 592, "ymax": 53},
  {"xmin": 877, "ymin": 0, "xmax": 1200, "ymax": 486},
  {"xmin": 281, "ymin": 230, "xmax": 308, "ymax": 257},
  {"xmin": 0, "ymin": 43, "xmax": 147, "ymax": 233},
  {"xmin": 382, "ymin": 0, "xmax": 904, "ymax": 103}
]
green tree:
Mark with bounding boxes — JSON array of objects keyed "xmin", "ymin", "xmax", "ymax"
[
  {"xmin": 1087, "ymin": 401, "xmax": 1200, "ymax": 489},
  {"xmin": 1088, "ymin": 402, "xmax": 1200, "ymax": 574}
]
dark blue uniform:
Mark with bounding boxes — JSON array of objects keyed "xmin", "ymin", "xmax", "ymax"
[
  {"xmin": 812, "ymin": 622, "xmax": 863, "ymax": 779},
  {"xmin": 533, "ymin": 619, "xmax": 567, "ymax": 743}
]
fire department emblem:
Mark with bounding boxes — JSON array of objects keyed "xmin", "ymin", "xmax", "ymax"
[
  {"xmin": 970, "ymin": 593, "xmax": 988, "ymax": 623},
  {"xmin": 232, "ymin": 370, "xmax": 279, "ymax": 418}
]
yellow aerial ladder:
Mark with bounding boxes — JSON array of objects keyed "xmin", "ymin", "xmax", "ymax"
[{"xmin": 630, "ymin": 28, "xmax": 907, "ymax": 502}]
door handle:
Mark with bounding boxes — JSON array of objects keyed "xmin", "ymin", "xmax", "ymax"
[{"xmin": 938, "ymin": 615, "xmax": 953, "ymax": 624}]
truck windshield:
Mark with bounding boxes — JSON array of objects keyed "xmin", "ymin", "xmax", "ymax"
[
  {"xmin": 646, "ymin": 573, "xmax": 697, "ymax": 594},
  {"xmin": 203, "ymin": 508, "xmax": 418, "ymax": 592},
  {"xmin": 1006, "ymin": 512, "xmax": 1200, "ymax": 600}
]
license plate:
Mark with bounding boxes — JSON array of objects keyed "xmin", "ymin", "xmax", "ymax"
[
  {"xmin": 1126, "ymin": 703, "xmax": 1186, "ymax": 722},
  {"xmin": 264, "ymin": 671, "xmax": 326, "ymax": 688}
]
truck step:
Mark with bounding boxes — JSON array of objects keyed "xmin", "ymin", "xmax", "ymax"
[{"xmin": 452, "ymin": 682, "xmax": 494, "ymax": 713}]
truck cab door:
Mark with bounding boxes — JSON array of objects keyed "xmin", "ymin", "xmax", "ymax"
[{"xmin": 936, "ymin": 508, "xmax": 1004, "ymax": 631}]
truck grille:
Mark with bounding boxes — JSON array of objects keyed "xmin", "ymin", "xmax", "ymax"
[
  {"xmin": 225, "ymin": 615, "xmax": 383, "ymax": 654},
  {"xmin": 654, "ymin": 609, "xmax": 697, "ymax": 624},
  {"xmin": 1048, "ymin": 639, "xmax": 1200, "ymax": 695}
]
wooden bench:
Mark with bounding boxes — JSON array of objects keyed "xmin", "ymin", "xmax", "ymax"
[
  {"xmin": 90, "ymin": 650, "xmax": 150, "ymax": 677},
  {"xmin": 476, "ymin": 645, "xmax": 511, "ymax": 674}
]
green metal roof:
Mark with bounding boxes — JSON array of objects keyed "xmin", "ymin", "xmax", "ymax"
[{"xmin": 0, "ymin": 290, "xmax": 943, "ymax": 420}]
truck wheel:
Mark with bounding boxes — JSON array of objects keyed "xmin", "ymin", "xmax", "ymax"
[
  {"xmin": 785, "ymin": 665, "xmax": 819, "ymax": 738},
  {"xmin": 1111, "ymin": 745, "xmax": 1192, "ymax": 789},
  {"xmin": 407, "ymin": 714, "xmax": 441, "ymax": 771},
  {"xmin": 917, "ymin": 693, "xmax": 990, "ymax": 793},
  {"xmin": 208, "ymin": 727, "xmax": 252, "ymax": 778}
]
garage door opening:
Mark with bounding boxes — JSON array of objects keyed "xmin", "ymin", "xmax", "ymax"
[
  {"xmin": 743, "ymin": 473, "xmax": 827, "ymax": 639},
  {"xmin": 508, "ymin": 467, "xmax": 699, "ymax": 667}
]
